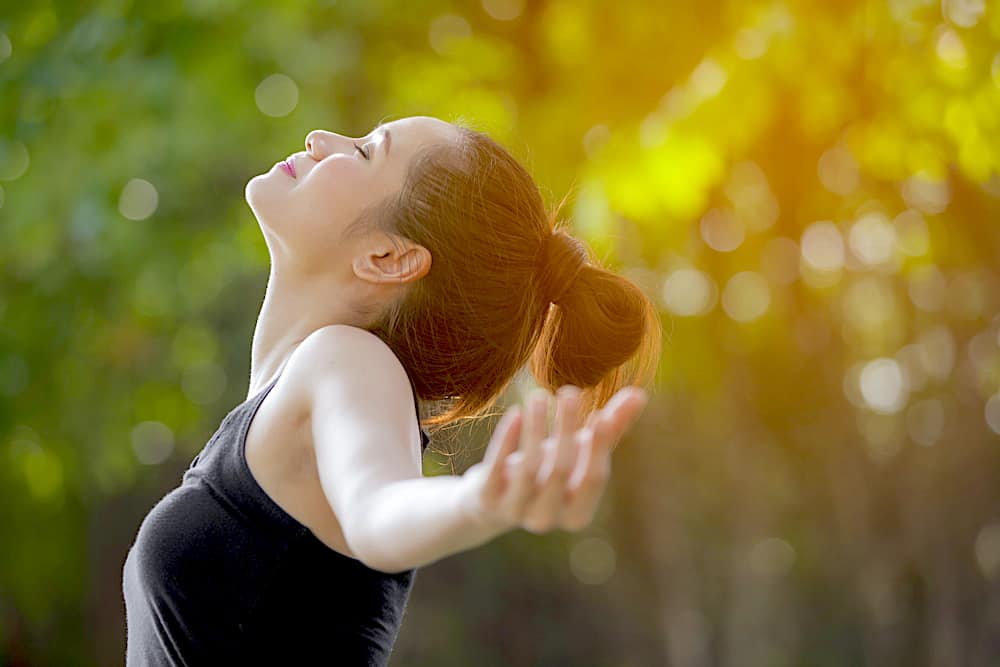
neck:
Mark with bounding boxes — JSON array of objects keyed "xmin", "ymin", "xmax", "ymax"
[{"xmin": 248, "ymin": 262, "xmax": 369, "ymax": 399}]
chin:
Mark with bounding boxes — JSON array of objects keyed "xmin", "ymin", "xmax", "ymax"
[
  {"xmin": 244, "ymin": 171, "xmax": 283, "ymax": 223},
  {"xmin": 245, "ymin": 172, "xmax": 263, "ymax": 203}
]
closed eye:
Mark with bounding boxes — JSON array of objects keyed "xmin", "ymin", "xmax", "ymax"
[{"xmin": 354, "ymin": 142, "xmax": 369, "ymax": 160}]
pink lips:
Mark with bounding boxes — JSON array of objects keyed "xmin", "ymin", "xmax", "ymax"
[{"xmin": 279, "ymin": 158, "xmax": 296, "ymax": 178}]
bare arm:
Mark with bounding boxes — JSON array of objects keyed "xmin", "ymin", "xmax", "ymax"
[
  {"xmin": 298, "ymin": 324, "xmax": 647, "ymax": 574},
  {"xmin": 356, "ymin": 384, "xmax": 648, "ymax": 572},
  {"xmin": 299, "ymin": 324, "xmax": 507, "ymax": 573},
  {"xmin": 351, "ymin": 475, "xmax": 510, "ymax": 573}
]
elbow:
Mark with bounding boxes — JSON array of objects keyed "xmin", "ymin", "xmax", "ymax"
[
  {"xmin": 361, "ymin": 557, "xmax": 411, "ymax": 575},
  {"xmin": 349, "ymin": 542, "xmax": 410, "ymax": 575},
  {"xmin": 341, "ymin": 512, "xmax": 411, "ymax": 575}
]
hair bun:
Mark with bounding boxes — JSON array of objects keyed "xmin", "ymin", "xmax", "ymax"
[{"xmin": 538, "ymin": 229, "xmax": 587, "ymax": 305}]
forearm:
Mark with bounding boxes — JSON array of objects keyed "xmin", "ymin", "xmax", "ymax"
[{"xmin": 348, "ymin": 474, "xmax": 511, "ymax": 573}]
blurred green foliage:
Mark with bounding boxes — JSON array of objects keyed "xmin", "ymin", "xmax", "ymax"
[{"xmin": 1, "ymin": 0, "xmax": 999, "ymax": 665}]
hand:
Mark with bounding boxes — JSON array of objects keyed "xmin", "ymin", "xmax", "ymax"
[{"xmin": 460, "ymin": 384, "xmax": 649, "ymax": 534}]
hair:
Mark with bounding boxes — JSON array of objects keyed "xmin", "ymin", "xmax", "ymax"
[{"xmin": 352, "ymin": 122, "xmax": 661, "ymax": 430}]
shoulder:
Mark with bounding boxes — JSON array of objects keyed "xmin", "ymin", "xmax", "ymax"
[
  {"xmin": 289, "ymin": 324, "xmax": 410, "ymax": 392},
  {"xmin": 283, "ymin": 324, "xmax": 415, "ymax": 425},
  {"xmin": 295, "ymin": 324, "xmax": 406, "ymax": 376},
  {"xmin": 286, "ymin": 324, "xmax": 423, "ymax": 473}
]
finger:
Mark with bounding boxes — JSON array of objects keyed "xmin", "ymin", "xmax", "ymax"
[
  {"xmin": 503, "ymin": 450, "xmax": 525, "ymax": 470},
  {"xmin": 504, "ymin": 390, "xmax": 550, "ymax": 519},
  {"xmin": 481, "ymin": 407, "xmax": 522, "ymax": 500},
  {"xmin": 482, "ymin": 406, "xmax": 521, "ymax": 470},
  {"xmin": 567, "ymin": 418, "xmax": 600, "ymax": 492},
  {"xmin": 593, "ymin": 387, "xmax": 649, "ymax": 452},
  {"xmin": 538, "ymin": 385, "xmax": 582, "ymax": 487},
  {"xmin": 562, "ymin": 389, "xmax": 647, "ymax": 527},
  {"xmin": 520, "ymin": 389, "xmax": 550, "ymax": 468},
  {"xmin": 523, "ymin": 386, "xmax": 582, "ymax": 532},
  {"xmin": 562, "ymin": 416, "xmax": 612, "ymax": 530}
]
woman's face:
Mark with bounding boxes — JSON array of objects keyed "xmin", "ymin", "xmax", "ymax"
[{"xmin": 245, "ymin": 115, "xmax": 459, "ymax": 272}]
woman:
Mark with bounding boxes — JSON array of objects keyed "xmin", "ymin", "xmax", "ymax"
[{"xmin": 122, "ymin": 115, "xmax": 660, "ymax": 665}]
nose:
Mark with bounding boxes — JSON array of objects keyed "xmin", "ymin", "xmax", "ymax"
[
  {"xmin": 305, "ymin": 130, "xmax": 351, "ymax": 159},
  {"xmin": 305, "ymin": 130, "xmax": 328, "ymax": 157}
]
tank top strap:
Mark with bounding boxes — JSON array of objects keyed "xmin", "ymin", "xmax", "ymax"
[{"xmin": 403, "ymin": 371, "xmax": 430, "ymax": 452}]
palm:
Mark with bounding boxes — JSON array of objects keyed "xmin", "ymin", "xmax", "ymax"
[{"xmin": 462, "ymin": 385, "xmax": 649, "ymax": 534}]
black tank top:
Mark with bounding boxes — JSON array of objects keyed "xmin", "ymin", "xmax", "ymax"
[{"xmin": 122, "ymin": 365, "xmax": 430, "ymax": 666}]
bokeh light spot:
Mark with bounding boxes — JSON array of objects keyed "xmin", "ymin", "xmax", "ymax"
[
  {"xmin": 0, "ymin": 139, "xmax": 30, "ymax": 181},
  {"xmin": 724, "ymin": 160, "xmax": 779, "ymax": 232},
  {"xmin": 985, "ymin": 393, "xmax": 1000, "ymax": 436},
  {"xmin": 722, "ymin": 271, "xmax": 770, "ymax": 322},
  {"xmin": 481, "ymin": 0, "xmax": 524, "ymax": 21},
  {"xmin": 734, "ymin": 28, "xmax": 768, "ymax": 59},
  {"xmin": 860, "ymin": 358, "xmax": 908, "ymax": 414},
  {"xmin": 966, "ymin": 330, "xmax": 998, "ymax": 371},
  {"xmin": 639, "ymin": 110, "xmax": 669, "ymax": 149},
  {"xmin": 254, "ymin": 73, "xmax": 299, "ymax": 118},
  {"xmin": 572, "ymin": 180, "xmax": 612, "ymax": 240},
  {"xmin": 118, "ymin": 178, "xmax": 159, "ymax": 221},
  {"xmin": 842, "ymin": 276, "xmax": 899, "ymax": 334},
  {"xmin": 858, "ymin": 412, "xmax": 905, "ymax": 464},
  {"xmin": 843, "ymin": 362, "xmax": 866, "ymax": 408},
  {"xmin": 818, "ymin": 145, "xmax": 859, "ymax": 196},
  {"xmin": 935, "ymin": 27, "xmax": 969, "ymax": 68},
  {"xmin": 942, "ymin": 0, "xmax": 986, "ymax": 28},
  {"xmin": 894, "ymin": 209, "xmax": 930, "ymax": 256},
  {"xmin": 429, "ymin": 14, "xmax": 472, "ymax": 55},
  {"xmin": 974, "ymin": 523, "xmax": 1000, "ymax": 579},
  {"xmin": 901, "ymin": 171, "xmax": 950, "ymax": 214},
  {"xmin": 659, "ymin": 86, "xmax": 697, "ymax": 121},
  {"xmin": 662, "ymin": 267, "xmax": 716, "ymax": 317},
  {"xmin": 906, "ymin": 398, "xmax": 945, "ymax": 446},
  {"xmin": 916, "ymin": 325, "xmax": 956, "ymax": 381},
  {"xmin": 21, "ymin": 445, "xmax": 64, "ymax": 501},
  {"xmin": 748, "ymin": 537, "xmax": 796, "ymax": 577},
  {"xmin": 848, "ymin": 212, "xmax": 897, "ymax": 268},
  {"xmin": 689, "ymin": 57, "xmax": 727, "ymax": 99},
  {"xmin": 801, "ymin": 221, "xmax": 844, "ymax": 272},
  {"xmin": 907, "ymin": 264, "xmax": 947, "ymax": 312},
  {"xmin": 582, "ymin": 123, "xmax": 610, "ymax": 159},
  {"xmin": 700, "ymin": 207, "xmax": 744, "ymax": 252},
  {"xmin": 569, "ymin": 536, "xmax": 617, "ymax": 585},
  {"xmin": 130, "ymin": 421, "xmax": 175, "ymax": 465}
]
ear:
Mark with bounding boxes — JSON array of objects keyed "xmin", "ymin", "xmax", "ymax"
[{"xmin": 351, "ymin": 235, "xmax": 432, "ymax": 286}]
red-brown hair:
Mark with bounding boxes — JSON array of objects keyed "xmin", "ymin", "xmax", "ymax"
[{"xmin": 354, "ymin": 122, "xmax": 661, "ymax": 429}]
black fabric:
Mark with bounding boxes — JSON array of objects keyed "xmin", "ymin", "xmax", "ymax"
[{"xmin": 122, "ymin": 367, "xmax": 430, "ymax": 666}]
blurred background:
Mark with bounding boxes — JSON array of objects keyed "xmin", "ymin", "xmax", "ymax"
[{"xmin": 1, "ymin": 0, "xmax": 999, "ymax": 665}]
